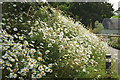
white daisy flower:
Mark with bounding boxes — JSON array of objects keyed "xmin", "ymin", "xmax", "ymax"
[
  {"xmin": 29, "ymin": 64, "xmax": 34, "ymax": 69},
  {"xmin": 60, "ymin": 32, "xmax": 64, "ymax": 35},
  {"xmin": 9, "ymin": 73, "xmax": 17, "ymax": 78},
  {"xmin": 6, "ymin": 62, "xmax": 11, "ymax": 67},
  {"xmin": 21, "ymin": 67, "xmax": 28, "ymax": 73},
  {"xmin": 9, "ymin": 73, "xmax": 14, "ymax": 78},
  {"xmin": 38, "ymin": 51, "xmax": 42, "ymax": 56},
  {"xmin": 42, "ymin": 0, "xmax": 48, "ymax": 3},
  {"xmin": 43, "ymin": 65, "xmax": 47, "ymax": 68},
  {"xmin": 40, "ymin": 46, "xmax": 44, "ymax": 48},
  {"xmin": 30, "ymin": 44, "xmax": 34, "ymax": 47},
  {"xmin": 83, "ymin": 68, "xmax": 86, "ymax": 72},
  {"xmin": 13, "ymin": 4, "xmax": 16, "ymax": 7},
  {"xmin": 0, "ymin": 67, "xmax": 4, "ymax": 70},
  {"xmin": 45, "ymin": 50, "xmax": 50, "ymax": 54},
  {"xmin": 52, "ymin": 39, "xmax": 55, "ymax": 43},
  {"xmin": 0, "ymin": 59, "xmax": 4, "ymax": 64},
  {"xmin": 6, "ymin": 50, "xmax": 11, "ymax": 53},
  {"xmin": 36, "ymin": 74, "xmax": 42, "ymax": 78},
  {"xmin": 32, "ymin": 74, "xmax": 36, "ymax": 78},
  {"xmin": 48, "ymin": 69, "xmax": 53, "ymax": 73},
  {"xmin": 31, "ymin": 41, "xmax": 35, "ymax": 43},
  {"xmin": 19, "ymin": 36, "xmax": 24, "ymax": 40},
  {"xmin": 13, "ymin": 28, "xmax": 18, "ymax": 31},
  {"xmin": 8, "ymin": 57, "xmax": 15, "ymax": 62},
  {"xmin": 97, "ymin": 75, "xmax": 101, "ymax": 78},
  {"xmin": 37, "ymin": 57, "xmax": 42, "ymax": 61},
  {"xmin": 32, "ymin": 70, "xmax": 36, "ymax": 74},
  {"xmin": 2, "ymin": 53, "xmax": 9, "ymax": 59},
  {"xmin": 31, "ymin": 49, "xmax": 36, "ymax": 53},
  {"xmin": 45, "ymin": 67, "xmax": 49, "ymax": 72},
  {"xmin": 38, "ymin": 66, "xmax": 44, "ymax": 71},
  {"xmin": 13, "ymin": 74, "xmax": 17, "ymax": 78},
  {"xmin": 24, "ymin": 41, "xmax": 28, "ymax": 45},
  {"xmin": 18, "ymin": 46, "xmax": 22, "ymax": 51},
  {"xmin": 10, "ymin": 52, "xmax": 14, "ymax": 56},
  {"xmin": 28, "ymin": 60, "xmax": 36, "ymax": 66},
  {"xmin": 4, "ymin": 46, "xmax": 10, "ymax": 50},
  {"xmin": 14, "ymin": 34, "xmax": 18, "ymax": 38},
  {"xmin": 48, "ymin": 64, "xmax": 53, "ymax": 68},
  {"xmin": 94, "ymin": 69, "xmax": 97, "ymax": 72},
  {"xmin": 27, "ymin": 21, "xmax": 31, "ymax": 24},
  {"xmin": 7, "ymin": 67, "xmax": 12, "ymax": 71},
  {"xmin": 35, "ymin": 21, "xmax": 39, "ymax": 26},
  {"xmin": 48, "ymin": 43, "xmax": 52, "ymax": 47},
  {"xmin": 41, "ymin": 71, "xmax": 46, "ymax": 76},
  {"xmin": 11, "ymin": 69, "xmax": 16, "ymax": 73},
  {"xmin": 40, "ymin": 43, "xmax": 44, "ymax": 45}
]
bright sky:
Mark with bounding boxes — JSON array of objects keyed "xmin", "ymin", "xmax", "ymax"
[{"xmin": 108, "ymin": 0, "xmax": 120, "ymax": 11}]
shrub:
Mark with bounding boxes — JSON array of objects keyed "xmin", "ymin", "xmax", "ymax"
[
  {"xmin": 93, "ymin": 21, "xmax": 104, "ymax": 34},
  {"xmin": 1, "ymin": 2, "xmax": 117, "ymax": 79},
  {"xmin": 108, "ymin": 37, "xmax": 120, "ymax": 50}
]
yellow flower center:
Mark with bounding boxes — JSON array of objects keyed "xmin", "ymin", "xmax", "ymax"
[
  {"xmin": 32, "ymin": 56, "xmax": 34, "ymax": 58},
  {"xmin": 11, "ymin": 53, "xmax": 14, "ymax": 55},
  {"xmin": 39, "ymin": 67, "xmax": 42, "ymax": 69},
  {"xmin": 5, "ymin": 47, "xmax": 7, "ymax": 49},
  {"xmin": 5, "ymin": 64, "xmax": 7, "ymax": 66},
  {"xmin": 13, "ymin": 69, "xmax": 16, "ymax": 72},
  {"xmin": 2, "ymin": 47, "xmax": 4, "ymax": 49},
  {"xmin": 37, "ymin": 59, "xmax": 40, "ymax": 61},
  {"xmin": 42, "ymin": 72, "xmax": 44, "ymax": 74},
  {"xmin": 7, "ymin": 68, "xmax": 10, "ymax": 70},
  {"xmin": 11, "ymin": 58, "xmax": 14, "ymax": 59},
  {"xmin": 5, "ymin": 55, "xmax": 7, "ymax": 57},
  {"xmin": 38, "ymin": 75, "xmax": 41, "ymax": 77},
  {"xmin": 28, "ymin": 59, "xmax": 30, "ymax": 61},
  {"xmin": 31, "ymin": 62, "xmax": 34, "ymax": 64}
]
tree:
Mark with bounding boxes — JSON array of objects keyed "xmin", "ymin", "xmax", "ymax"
[
  {"xmin": 93, "ymin": 21, "xmax": 104, "ymax": 34},
  {"xmin": 111, "ymin": 7, "xmax": 120, "ymax": 18},
  {"xmin": 49, "ymin": 2, "xmax": 114, "ymax": 28}
]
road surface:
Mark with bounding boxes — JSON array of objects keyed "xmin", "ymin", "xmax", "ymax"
[{"xmin": 108, "ymin": 47, "xmax": 120, "ymax": 79}]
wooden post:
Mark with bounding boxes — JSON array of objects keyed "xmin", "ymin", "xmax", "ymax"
[
  {"xmin": 0, "ymin": 2, "xmax": 2, "ymax": 80},
  {"xmin": 106, "ymin": 54, "xmax": 111, "ymax": 79},
  {"xmin": 118, "ymin": 51, "xmax": 120, "ymax": 79}
]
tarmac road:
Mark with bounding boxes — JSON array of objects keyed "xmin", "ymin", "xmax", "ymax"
[{"xmin": 108, "ymin": 47, "xmax": 120, "ymax": 79}]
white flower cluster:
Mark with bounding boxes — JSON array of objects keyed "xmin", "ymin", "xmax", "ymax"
[
  {"xmin": 1, "ymin": 6, "xmax": 110, "ymax": 78},
  {"xmin": 27, "ymin": 7, "xmax": 109, "ymax": 77},
  {"xmin": 1, "ymin": 29, "xmax": 53, "ymax": 79}
]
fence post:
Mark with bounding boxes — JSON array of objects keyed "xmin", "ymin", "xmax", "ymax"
[
  {"xmin": 106, "ymin": 54, "xmax": 111, "ymax": 79},
  {"xmin": 0, "ymin": 2, "xmax": 2, "ymax": 80}
]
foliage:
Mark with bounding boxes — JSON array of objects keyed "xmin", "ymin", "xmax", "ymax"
[
  {"xmin": 111, "ymin": 7, "xmax": 120, "ymax": 18},
  {"xmin": 108, "ymin": 37, "xmax": 120, "ymax": 50},
  {"xmin": 49, "ymin": 2, "xmax": 114, "ymax": 28},
  {"xmin": 111, "ymin": 15, "xmax": 120, "ymax": 18},
  {"xmin": 1, "ymin": 2, "xmax": 118, "ymax": 79},
  {"xmin": 1, "ymin": 2, "xmax": 54, "ymax": 79},
  {"xmin": 93, "ymin": 21, "xmax": 104, "ymax": 34}
]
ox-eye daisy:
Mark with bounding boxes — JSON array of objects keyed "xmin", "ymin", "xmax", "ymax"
[
  {"xmin": 13, "ymin": 28, "xmax": 18, "ymax": 31},
  {"xmin": 31, "ymin": 49, "xmax": 36, "ymax": 53},
  {"xmin": 41, "ymin": 71, "xmax": 46, "ymax": 76},
  {"xmin": 36, "ymin": 74, "xmax": 42, "ymax": 78}
]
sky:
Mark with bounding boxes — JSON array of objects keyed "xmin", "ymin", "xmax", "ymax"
[{"xmin": 108, "ymin": 0, "xmax": 120, "ymax": 11}]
